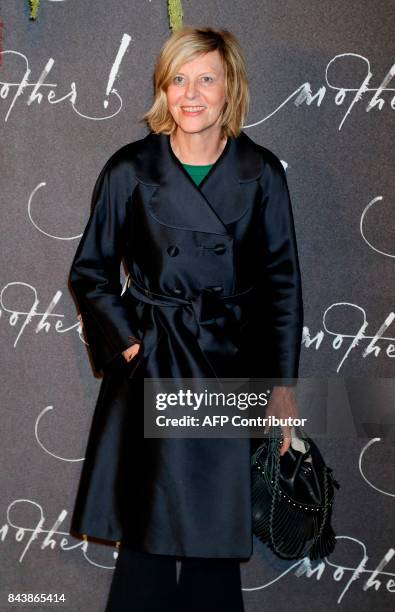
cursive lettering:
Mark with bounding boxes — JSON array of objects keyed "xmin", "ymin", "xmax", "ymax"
[
  {"xmin": 2, "ymin": 499, "xmax": 118, "ymax": 567},
  {"xmin": 303, "ymin": 302, "xmax": 395, "ymax": 372},
  {"xmin": 244, "ymin": 536, "xmax": 395, "ymax": 604},
  {"xmin": 0, "ymin": 282, "xmax": 81, "ymax": 347},
  {"xmin": 0, "ymin": 33, "xmax": 131, "ymax": 122},
  {"xmin": 244, "ymin": 54, "xmax": 395, "ymax": 131}
]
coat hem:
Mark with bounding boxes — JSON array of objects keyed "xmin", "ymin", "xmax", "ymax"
[
  {"xmin": 124, "ymin": 542, "xmax": 253, "ymax": 560},
  {"xmin": 70, "ymin": 528, "xmax": 253, "ymax": 559}
]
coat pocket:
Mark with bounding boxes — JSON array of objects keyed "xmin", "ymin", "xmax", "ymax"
[{"xmin": 125, "ymin": 318, "xmax": 164, "ymax": 379}]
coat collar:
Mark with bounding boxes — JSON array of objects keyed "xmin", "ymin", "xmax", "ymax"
[{"xmin": 133, "ymin": 130, "xmax": 264, "ymax": 235}]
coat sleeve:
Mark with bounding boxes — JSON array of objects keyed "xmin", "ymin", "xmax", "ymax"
[
  {"xmin": 257, "ymin": 154, "xmax": 304, "ymax": 385},
  {"xmin": 69, "ymin": 156, "xmax": 141, "ymax": 375}
]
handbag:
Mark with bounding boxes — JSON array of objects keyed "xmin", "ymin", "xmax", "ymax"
[{"xmin": 251, "ymin": 425, "xmax": 340, "ymax": 560}]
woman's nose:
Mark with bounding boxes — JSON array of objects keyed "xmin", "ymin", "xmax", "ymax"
[{"xmin": 185, "ymin": 80, "xmax": 198, "ymax": 98}]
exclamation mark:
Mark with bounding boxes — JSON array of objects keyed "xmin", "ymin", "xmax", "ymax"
[{"xmin": 104, "ymin": 33, "xmax": 132, "ymax": 109}]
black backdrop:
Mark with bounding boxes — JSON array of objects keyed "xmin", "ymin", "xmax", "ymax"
[{"xmin": 1, "ymin": 2, "xmax": 394, "ymax": 611}]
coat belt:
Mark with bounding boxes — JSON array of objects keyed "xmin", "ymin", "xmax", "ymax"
[
  {"xmin": 125, "ymin": 276, "xmax": 257, "ymax": 378},
  {"xmin": 126, "ymin": 276, "xmax": 256, "ymax": 324}
]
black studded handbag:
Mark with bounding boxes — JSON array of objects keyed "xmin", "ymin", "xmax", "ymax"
[{"xmin": 251, "ymin": 425, "xmax": 340, "ymax": 560}]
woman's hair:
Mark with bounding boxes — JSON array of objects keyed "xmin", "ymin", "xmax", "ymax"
[{"xmin": 142, "ymin": 26, "xmax": 250, "ymax": 138}]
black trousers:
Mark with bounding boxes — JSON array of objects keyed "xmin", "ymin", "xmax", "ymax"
[{"xmin": 105, "ymin": 542, "xmax": 245, "ymax": 612}]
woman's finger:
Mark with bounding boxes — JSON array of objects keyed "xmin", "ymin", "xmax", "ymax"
[
  {"xmin": 122, "ymin": 343, "xmax": 141, "ymax": 362},
  {"xmin": 279, "ymin": 424, "xmax": 292, "ymax": 455},
  {"xmin": 280, "ymin": 436, "xmax": 291, "ymax": 455}
]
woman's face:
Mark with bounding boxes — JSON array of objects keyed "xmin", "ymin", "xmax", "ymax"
[{"xmin": 166, "ymin": 50, "xmax": 227, "ymax": 137}]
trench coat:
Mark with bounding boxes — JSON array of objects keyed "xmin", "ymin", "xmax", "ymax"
[{"xmin": 68, "ymin": 129, "xmax": 304, "ymax": 558}]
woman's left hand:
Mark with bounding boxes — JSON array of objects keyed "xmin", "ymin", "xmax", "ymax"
[{"xmin": 264, "ymin": 386, "xmax": 299, "ymax": 455}]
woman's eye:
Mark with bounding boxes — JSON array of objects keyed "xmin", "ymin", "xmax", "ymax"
[{"xmin": 172, "ymin": 75, "xmax": 214, "ymax": 86}]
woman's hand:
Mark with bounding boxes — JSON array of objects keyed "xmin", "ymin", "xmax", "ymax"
[
  {"xmin": 264, "ymin": 386, "xmax": 299, "ymax": 456},
  {"xmin": 122, "ymin": 343, "xmax": 141, "ymax": 362}
]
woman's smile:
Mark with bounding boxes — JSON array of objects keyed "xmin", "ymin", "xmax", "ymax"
[{"xmin": 180, "ymin": 105, "xmax": 206, "ymax": 116}]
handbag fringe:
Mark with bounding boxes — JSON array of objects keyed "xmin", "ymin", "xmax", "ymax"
[{"xmin": 251, "ymin": 428, "xmax": 340, "ymax": 561}]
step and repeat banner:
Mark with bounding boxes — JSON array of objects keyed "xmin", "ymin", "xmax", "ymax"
[{"xmin": 1, "ymin": 2, "xmax": 394, "ymax": 611}]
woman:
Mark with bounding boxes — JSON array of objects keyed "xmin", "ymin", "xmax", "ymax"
[{"xmin": 69, "ymin": 26, "xmax": 303, "ymax": 612}]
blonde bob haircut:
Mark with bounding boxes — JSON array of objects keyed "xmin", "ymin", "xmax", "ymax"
[{"xmin": 142, "ymin": 26, "xmax": 250, "ymax": 139}]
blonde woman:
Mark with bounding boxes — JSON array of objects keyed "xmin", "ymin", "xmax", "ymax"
[{"xmin": 69, "ymin": 26, "xmax": 303, "ymax": 612}]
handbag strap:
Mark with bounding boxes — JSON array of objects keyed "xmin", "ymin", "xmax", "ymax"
[{"xmin": 268, "ymin": 429, "xmax": 330, "ymax": 557}]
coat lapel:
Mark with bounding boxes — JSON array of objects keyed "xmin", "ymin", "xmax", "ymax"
[{"xmin": 134, "ymin": 130, "xmax": 264, "ymax": 235}]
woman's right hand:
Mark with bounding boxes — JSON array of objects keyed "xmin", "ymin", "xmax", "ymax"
[{"xmin": 122, "ymin": 343, "xmax": 141, "ymax": 362}]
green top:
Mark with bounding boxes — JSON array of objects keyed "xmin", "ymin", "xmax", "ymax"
[{"xmin": 181, "ymin": 162, "xmax": 213, "ymax": 186}]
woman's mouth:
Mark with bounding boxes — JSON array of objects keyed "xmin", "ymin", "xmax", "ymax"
[{"xmin": 181, "ymin": 106, "xmax": 206, "ymax": 116}]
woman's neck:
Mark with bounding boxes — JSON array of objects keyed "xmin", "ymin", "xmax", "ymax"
[{"xmin": 170, "ymin": 129, "xmax": 227, "ymax": 165}]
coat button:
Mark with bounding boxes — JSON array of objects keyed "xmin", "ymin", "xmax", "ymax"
[
  {"xmin": 167, "ymin": 245, "xmax": 179, "ymax": 257},
  {"xmin": 210, "ymin": 285, "xmax": 224, "ymax": 293},
  {"xmin": 214, "ymin": 243, "xmax": 226, "ymax": 255}
]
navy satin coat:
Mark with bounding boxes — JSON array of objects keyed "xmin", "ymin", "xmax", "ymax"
[{"xmin": 68, "ymin": 130, "xmax": 304, "ymax": 558}]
